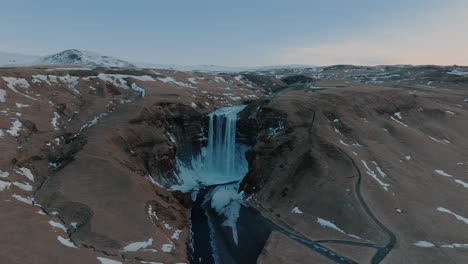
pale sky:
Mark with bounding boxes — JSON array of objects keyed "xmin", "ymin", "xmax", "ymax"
[{"xmin": 0, "ymin": 0, "xmax": 467, "ymax": 66}]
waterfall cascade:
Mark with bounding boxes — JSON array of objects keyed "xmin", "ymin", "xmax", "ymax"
[
  {"xmin": 205, "ymin": 105, "xmax": 247, "ymax": 179},
  {"xmin": 172, "ymin": 105, "xmax": 248, "ymax": 264},
  {"xmin": 173, "ymin": 105, "xmax": 248, "ymax": 192}
]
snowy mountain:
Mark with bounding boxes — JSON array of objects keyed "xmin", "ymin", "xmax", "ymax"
[
  {"xmin": 36, "ymin": 49, "xmax": 135, "ymax": 68},
  {"xmin": 0, "ymin": 51, "xmax": 39, "ymax": 66}
]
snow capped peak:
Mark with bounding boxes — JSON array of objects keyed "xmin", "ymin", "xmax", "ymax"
[{"xmin": 36, "ymin": 49, "xmax": 135, "ymax": 68}]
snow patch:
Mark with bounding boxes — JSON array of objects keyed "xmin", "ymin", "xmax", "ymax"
[
  {"xmin": 147, "ymin": 204, "xmax": 159, "ymax": 221},
  {"xmin": 58, "ymin": 75, "xmax": 80, "ymax": 94},
  {"xmin": 171, "ymin": 230, "xmax": 182, "ymax": 240},
  {"xmin": 57, "ymin": 236, "xmax": 77, "ymax": 248},
  {"xmin": 16, "ymin": 103, "xmax": 30, "ymax": 108},
  {"xmin": 48, "ymin": 75, "xmax": 59, "ymax": 83},
  {"xmin": 12, "ymin": 194, "xmax": 34, "ymax": 204},
  {"xmin": 122, "ymin": 238, "xmax": 153, "ymax": 252},
  {"xmin": 214, "ymin": 76, "xmax": 227, "ymax": 83},
  {"xmin": 390, "ymin": 116, "xmax": 408, "ymax": 127},
  {"xmin": 394, "ymin": 112, "xmax": 402, "ymax": 120},
  {"xmin": 6, "ymin": 119, "xmax": 22, "ymax": 136},
  {"xmin": 434, "ymin": 170, "xmax": 452, "ymax": 177},
  {"xmin": 454, "ymin": 180, "xmax": 468, "ymax": 188},
  {"xmin": 361, "ymin": 160, "xmax": 390, "ymax": 191},
  {"xmin": 51, "ymin": 112, "xmax": 60, "ymax": 130},
  {"xmin": 437, "ymin": 207, "xmax": 468, "ymax": 224},
  {"xmin": 339, "ymin": 140, "xmax": 349, "ymax": 147},
  {"xmin": 0, "ymin": 180, "xmax": 11, "ymax": 191},
  {"xmin": 429, "ymin": 136, "xmax": 450, "ymax": 145},
  {"xmin": 131, "ymin": 82, "xmax": 145, "ymax": 97},
  {"xmin": 15, "ymin": 167, "xmax": 34, "ymax": 181},
  {"xmin": 441, "ymin": 243, "xmax": 468, "ymax": 248},
  {"xmin": 48, "ymin": 220, "xmax": 68, "ymax": 232},
  {"xmin": 157, "ymin": 76, "xmax": 196, "ymax": 88},
  {"xmin": 37, "ymin": 210, "xmax": 46, "ymax": 215},
  {"xmin": 97, "ymin": 257, "xmax": 122, "ymax": 264},
  {"xmin": 0, "ymin": 170, "xmax": 9, "ymax": 178},
  {"xmin": 161, "ymin": 243, "xmax": 174, "ymax": 253},
  {"xmin": 1, "ymin": 77, "xmax": 37, "ymax": 100},
  {"xmin": 0, "ymin": 89, "xmax": 6, "ymax": 102},
  {"xmin": 234, "ymin": 75, "xmax": 244, "ymax": 82},
  {"xmin": 372, "ymin": 161, "xmax": 387, "ymax": 177},
  {"xmin": 97, "ymin": 73, "xmax": 155, "ymax": 90},
  {"xmin": 317, "ymin": 217, "xmax": 362, "ymax": 240},
  {"xmin": 414, "ymin": 241, "xmax": 435, "ymax": 248},
  {"xmin": 32, "ymin": 74, "xmax": 52, "ymax": 85},
  {"xmin": 2, "ymin": 77, "xmax": 30, "ymax": 89},
  {"xmin": 291, "ymin": 207, "xmax": 303, "ymax": 214},
  {"xmin": 334, "ymin": 128, "xmax": 343, "ymax": 136},
  {"xmin": 76, "ymin": 113, "xmax": 108, "ymax": 135},
  {"xmin": 447, "ymin": 69, "xmax": 468, "ymax": 76},
  {"xmin": 12, "ymin": 181, "xmax": 32, "ymax": 191}
]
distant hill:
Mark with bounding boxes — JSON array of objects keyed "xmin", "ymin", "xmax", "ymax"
[{"xmin": 35, "ymin": 49, "xmax": 135, "ymax": 68}]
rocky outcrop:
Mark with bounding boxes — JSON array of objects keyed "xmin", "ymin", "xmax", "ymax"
[{"xmin": 113, "ymin": 102, "xmax": 208, "ymax": 187}]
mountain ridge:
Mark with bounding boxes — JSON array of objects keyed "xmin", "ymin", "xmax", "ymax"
[{"xmin": 35, "ymin": 49, "xmax": 136, "ymax": 68}]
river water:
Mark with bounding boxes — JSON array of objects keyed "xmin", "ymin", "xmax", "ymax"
[{"xmin": 171, "ymin": 105, "xmax": 250, "ymax": 264}]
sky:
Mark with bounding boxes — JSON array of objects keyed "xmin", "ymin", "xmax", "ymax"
[{"xmin": 0, "ymin": 0, "xmax": 467, "ymax": 66}]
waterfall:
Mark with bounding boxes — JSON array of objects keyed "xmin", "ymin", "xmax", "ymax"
[
  {"xmin": 173, "ymin": 105, "xmax": 248, "ymax": 264},
  {"xmin": 206, "ymin": 105, "xmax": 246, "ymax": 179},
  {"xmin": 173, "ymin": 105, "xmax": 248, "ymax": 192}
]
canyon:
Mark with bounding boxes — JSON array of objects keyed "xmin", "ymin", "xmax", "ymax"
[{"xmin": 0, "ymin": 62, "xmax": 468, "ymax": 264}]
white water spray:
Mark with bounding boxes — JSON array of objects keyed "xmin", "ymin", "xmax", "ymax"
[
  {"xmin": 206, "ymin": 105, "xmax": 246, "ymax": 178},
  {"xmin": 172, "ymin": 105, "xmax": 248, "ymax": 192}
]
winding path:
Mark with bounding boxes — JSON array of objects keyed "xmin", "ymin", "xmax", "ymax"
[
  {"xmin": 273, "ymin": 107, "xmax": 398, "ymax": 263},
  {"xmin": 337, "ymin": 148, "xmax": 397, "ymax": 264}
]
